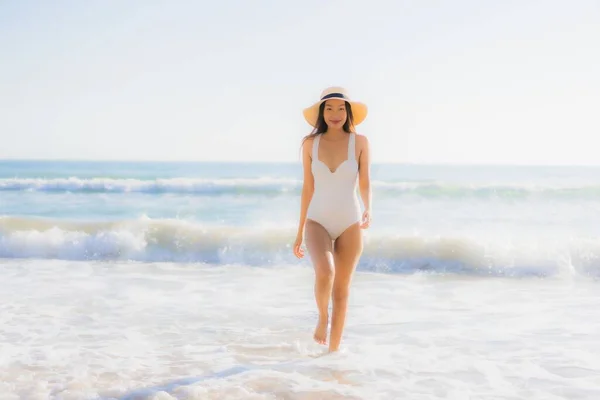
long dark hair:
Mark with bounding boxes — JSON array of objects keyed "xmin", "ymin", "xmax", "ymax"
[{"xmin": 301, "ymin": 100, "xmax": 355, "ymax": 148}]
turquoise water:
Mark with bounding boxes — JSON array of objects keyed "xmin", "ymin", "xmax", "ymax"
[{"xmin": 2, "ymin": 160, "xmax": 600, "ymax": 275}]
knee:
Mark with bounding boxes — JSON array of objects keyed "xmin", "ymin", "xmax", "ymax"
[
  {"xmin": 332, "ymin": 285, "xmax": 349, "ymax": 304},
  {"xmin": 315, "ymin": 264, "xmax": 334, "ymax": 283}
]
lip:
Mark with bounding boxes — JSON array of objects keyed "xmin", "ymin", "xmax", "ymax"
[{"xmin": 329, "ymin": 120, "xmax": 342, "ymax": 124}]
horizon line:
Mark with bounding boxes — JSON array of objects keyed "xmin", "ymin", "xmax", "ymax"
[{"xmin": 1, "ymin": 158, "xmax": 600, "ymax": 168}]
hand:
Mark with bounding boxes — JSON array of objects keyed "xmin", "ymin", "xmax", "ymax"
[
  {"xmin": 360, "ymin": 209, "xmax": 371, "ymax": 229},
  {"xmin": 293, "ymin": 233, "xmax": 305, "ymax": 258}
]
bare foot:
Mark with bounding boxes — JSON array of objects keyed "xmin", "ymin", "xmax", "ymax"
[{"xmin": 313, "ymin": 316, "xmax": 328, "ymax": 345}]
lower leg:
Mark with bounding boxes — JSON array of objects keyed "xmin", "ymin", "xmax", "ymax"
[
  {"xmin": 304, "ymin": 220, "xmax": 334, "ymax": 345},
  {"xmin": 314, "ymin": 278, "xmax": 333, "ymax": 319},
  {"xmin": 313, "ymin": 270, "xmax": 333, "ymax": 344},
  {"xmin": 329, "ymin": 286, "xmax": 350, "ymax": 352},
  {"xmin": 329, "ymin": 223, "xmax": 362, "ymax": 352}
]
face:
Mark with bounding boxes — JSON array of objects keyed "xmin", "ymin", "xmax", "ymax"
[{"xmin": 322, "ymin": 99, "xmax": 347, "ymax": 129}]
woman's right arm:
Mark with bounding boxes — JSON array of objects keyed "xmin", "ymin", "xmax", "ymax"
[{"xmin": 297, "ymin": 138, "xmax": 314, "ymax": 239}]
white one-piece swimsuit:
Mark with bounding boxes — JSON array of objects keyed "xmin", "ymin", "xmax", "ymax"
[{"xmin": 306, "ymin": 132, "xmax": 362, "ymax": 240}]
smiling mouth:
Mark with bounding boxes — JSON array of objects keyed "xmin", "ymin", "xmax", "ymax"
[{"xmin": 330, "ymin": 120, "xmax": 342, "ymax": 124}]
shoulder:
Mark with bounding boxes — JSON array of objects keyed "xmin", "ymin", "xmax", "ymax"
[
  {"xmin": 354, "ymin": 133, "xmax": 370, "ymax": 146},
  {"xmin": 301, "ymin": 135, "xmax": 316, "ymax": 157},
  {"xmin": 302, "ymin": 135, "xmax": 315, "ymax": 149}
]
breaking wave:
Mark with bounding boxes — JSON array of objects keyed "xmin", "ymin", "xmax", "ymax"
[
  {"xmin": 1, "ymin": 216, "xmax": 599, "ymax": 279},
  {"xmin": 3, "ymin": 177, "xmax": 600, "ymax": 199}
]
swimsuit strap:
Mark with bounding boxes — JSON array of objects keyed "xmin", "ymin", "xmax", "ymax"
[
  {"xmin": 312, "ymin": 134, "xmax": 321, "ymax": 160},
  {"xmin": 347, "ymin": 132, "xmax": 355, "ymax": 161}
]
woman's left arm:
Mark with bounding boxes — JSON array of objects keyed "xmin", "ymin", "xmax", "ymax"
[{"xmin": 357, "ymin": 134, "xmax": 372, "ymax": 229}]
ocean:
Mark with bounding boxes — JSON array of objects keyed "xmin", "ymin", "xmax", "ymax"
[{"xmin": 1, "ymin": 160, "xmax": 599, "ymax": 399}]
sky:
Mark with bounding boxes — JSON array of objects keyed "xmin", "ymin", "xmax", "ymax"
[{"xmin": 0, "ymin": 0, "xmax": 598, "ymax": 165}]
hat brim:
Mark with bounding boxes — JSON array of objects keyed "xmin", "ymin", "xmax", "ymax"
[{"xmin": 303, "ymin": 98, "xmax": 368, "ymax": 128}]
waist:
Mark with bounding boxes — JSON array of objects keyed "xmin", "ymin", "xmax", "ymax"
[
  {"xmin": 313, "ymin": 188, "xmax": 357, "ymax": 200},
  {"xmin": 307, "ymin": 192, "xmax": 361, "ymax": 221},
  {"xmin": 310, "ymin": 189, "xmax": 360, "ymax": 207}
]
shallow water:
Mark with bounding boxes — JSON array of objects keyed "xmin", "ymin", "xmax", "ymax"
[{"xmin": 2, "ymin": 259, "xmax": 599, "ymax": 399}]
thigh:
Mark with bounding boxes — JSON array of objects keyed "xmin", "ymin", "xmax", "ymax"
[
  {"xmin": 333, "ymin": 222, "xmax": 363, "ymax": 283},
  {"xmin": 305, "ymin": 219, "xmax": 334, "ymax": 274}
]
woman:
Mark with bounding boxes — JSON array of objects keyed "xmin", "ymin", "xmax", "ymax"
[{"xmin": 293, "ymin": 86, "xmax": 372, "ymax": 353}]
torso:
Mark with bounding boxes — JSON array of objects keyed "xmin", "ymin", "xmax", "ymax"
[{"xmin": 306, "ymin": 132, "xmax": 362, "ymax": 239}]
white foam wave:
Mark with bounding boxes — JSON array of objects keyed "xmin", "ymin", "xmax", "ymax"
[
  {"xmin": 3, "ymin": 177, "xmax": 600, "ymax": 199},
  {"xmin": 0, "ymin": 177, "xmax": 300, "ymax": 194},
  {"xmin": 1, "ymin": 216, "xmax": 599, "ymax": 278}
]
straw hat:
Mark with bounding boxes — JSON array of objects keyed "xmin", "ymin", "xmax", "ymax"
[{"xmin": 302, "ymin": 86, "xmax": 368, "ymax": 127}]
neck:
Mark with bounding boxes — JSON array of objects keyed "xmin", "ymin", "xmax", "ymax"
[{"xmin": 324, "ymin": 128, "xmax": 346, "ymax": 139}]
